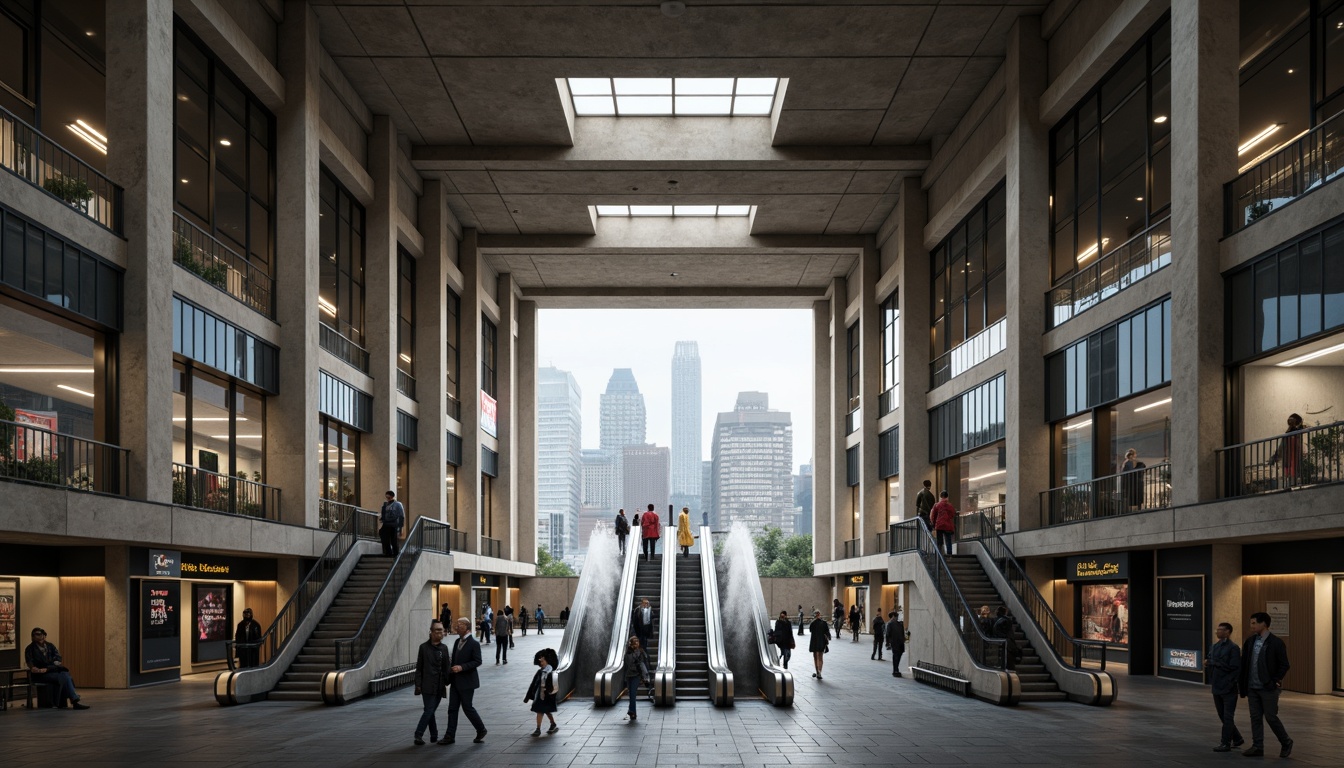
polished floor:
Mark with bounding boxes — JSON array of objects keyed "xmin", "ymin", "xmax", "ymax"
[{"xmin": 4, "ymin": 628, "xmax": 1342, "ymax": 766}]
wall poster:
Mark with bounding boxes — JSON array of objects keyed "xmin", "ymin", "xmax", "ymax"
[
  {"xmin": 1265, "ymin": 600, "xmax": 1290, "ymax": 637},
  {"xmin": 0, "ymin": 578, "xmax": 18, "ymax": 668},
  {"xmin": 140, "ymin": 580, "xmax": 181, "ymax": 672},
  {"xmin": 1080, "ymin": 583, "xmax": 1129, "ymax": 646},
  {"xmin": 1159, "ymin": 575, "xmax": 1205, "ymax": 673},
  {"xmin": 192, "ymin": 583, "xmax": 232, "ymax": 663}
]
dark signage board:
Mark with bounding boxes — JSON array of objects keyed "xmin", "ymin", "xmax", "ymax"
[
  {"xmin": 192, "ymin": 583, "xmax": 232, "ymax": 663},
  {"xmin": 149, "ymin": 549, "xmax": 181, "ymax": 578},
  {"xmin": 847, "ymin": 574, "xmax": 870, "ymax": 586},
  {"xmin": 1158, "ymin": 575, "xmax": 1205, "ymax": 676},
  {"xmin": 474, "ymin": 574, "xmax": 500, "ymax": 587},
  {"xmin": 1066, "ymin": 553, "xmax": 1129, "ymax": 582},
  {"xmin": 140, "ymin": 580, "xmax": 181, "ymax": 672}
]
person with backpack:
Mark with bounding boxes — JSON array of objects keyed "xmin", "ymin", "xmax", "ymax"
[
  {"xmin": 493, "ymin": 607, "xmax": 511, "ymax": 664},
  {"xmin": 380, "ymin": 490, "xmax": 405, "ymax": 557},
  {"xmin": 848, "ymin": 604, "xmax": 861, "ymax": 642},
  {"xmin": 524, "ymin": 648, "xmax": 560, "ymax": 736},
  {"xmin": 535, "ymin": 604, "xmax": 546, "ymax": 635},
  {"xmin": 615, "ymin": 509, "xmax": 630, "ymax": 555}
]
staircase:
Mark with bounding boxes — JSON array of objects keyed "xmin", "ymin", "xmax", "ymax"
[
  {"xmin": 632, "ymin": 554, "xmax": 661, "ymax": 700},
  {"xmin": 945, "ymin": 555, "xmax": 1066, "ymax": 703},
  {"xmin": 673, "ymin": 553, "xmax": 710, "ymax": 699},
  {"xmin": 269, "ymin": 557, "xmax": 393, "ymax": 702}
]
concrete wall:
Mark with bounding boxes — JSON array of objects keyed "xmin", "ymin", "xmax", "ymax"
[
  {"xmin": 218, "ymin": 0, "xmax": 279, "ymax": 67},
  {"xmin": 1241, "ymin": 365, "xmax": 1344, "ymax": 443},
  {"xmin": 523, "ymin": 577, "xmax": 581, "ymax": 620},
  {"xmin": 321, "ymin": 78, "xmax": 369, "ymax": 169}
]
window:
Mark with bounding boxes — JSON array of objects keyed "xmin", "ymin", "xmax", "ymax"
[
  {"xmin": 174, "ymin": 25, "xmax": 274, "ymax": 271},
  {"xmin": 1051, "ymin": 17, "xmax": 1170, "ymax": 283},
  {"xmin": 846, "ymin": 321, "xmax": 860, "ymax": 407},
  {"xmin": 173, "ymin": 297, "xmax": 279, "ymax": 393},
  {"xmin": 396, "ymin": 448, "xmax": 410, "ymax": 511},
  {"xmin": 880, "ymin": 291, "xmax": 899, "ymax": 413},
  {"xmin": 0, "ymin": 202, "xmax": 122, "ymax": 329},
  {"xmin": 171, "ymin": 360, "xmax": 266, "ymax": 483},
  {"xmin": 931, "ymin": 184, "xmax": 1007, "ymax": 360},
  {"xmin": 481, "ymin": 473, "xmax": 493, "ymax": 538},
  {"xmin": 879, "ymin": 426, "xmax": 899, "ymax": 479},
  {"xmin": 1046, "ymin": 298, "xmax": 1172, "ymax": 422},
  {"xmin": 481, "ymin": 316, "xmax": 497, "ymax": 398},
  {"xmin": 445, "ymin": 463, "xmax": 458, "ymax": 528},
  {"xmin": 936, "ymin": 441, "xmax": 1007, "ymax": 515},
  {"xmin": 397, "ymin": 247, "xmax": 415, "ymax": 378},
  {"xmin": 567, "ymin": 78, "xmax": 778, "ymax": 116},
  {"xmin": 318, "ymin": 414, "xmax": 360, "ymax": 506},
  {"xmin": 928, "ymin": 375, "xmax": 1006, "ymax": 463},
  {"xmin": 0, "ymin": 5, "xmax": 34, "ymax": 121},
  {"xmin": 0, "ymin": 296, "xmax": 109, "ymax": 445},
  {"xmin": 595, "ymin": 205, "xmax": 752, "ymax": 217},
  {"xmin": 446, "ymin": 287, "xmax": 460, "ymax": 411},
  {"xmin": 318, "ymin": 167, "xmax": 366, "ymax": 349}
]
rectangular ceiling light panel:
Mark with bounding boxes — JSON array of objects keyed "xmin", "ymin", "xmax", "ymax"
[
  {"xmin": 568, "ymin": 78, "xmax": 778, "ymax": 116},
  {"xmin": 595, "ymin": 205, "xmax": 753, "ymax": 217}
]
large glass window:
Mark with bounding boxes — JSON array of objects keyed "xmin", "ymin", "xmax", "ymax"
[
  {"xmin": 937, "ymin": 440, "xmax": 1007, "ymax": 517},
  {"xmin": 170, "ymin": 360, "xmax": 266, "ymax": 482},
  {"xmin": 318, "ymin": 414, "xmax": 360, "ymax": 506},
  {"xmin": 318, "ymin": 167, "xmax": 366, "ymax": 348},
  {"xmin": 931, "ymin": 184, "xmax": 1006, "ymax": 359},
  {"xmin": 173, "ymin": 25, "xmax": 274, "ymax": 271},
  {"xmin": 880, "ymin": 291, "xmax": 899, "ymax": 413},
  {"xmin": 446, "ymin": 287, "xmax": 460, "ymax": 414},
  {"xmin": 1051, "ymin": 18, "xmax": 1170, "ymax": 283},
  {"xmin": 0, "ymin": 296, "xmax": 108, "ymax": 444},
  {"xmin": 846, "ymin": 321, "xmax": 859, "ymax": 408},
  {"xmin": 1046, "ymin": 298, "xmax": 1172, "ymax": 422},
  {"xmin": 445, "ymin": 462, "xmax": 458, "ymax": 528},
  {"xmin": 481, "ymin": 315, "xmax": 497, "ymax": 397},
  {"xmin": 397, "ymin": 247, "xmax": 414, "ymax": 379}
]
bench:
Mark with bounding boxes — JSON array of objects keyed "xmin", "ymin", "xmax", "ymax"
[
  {"xmin": 0, "ymin": 669, "xmax": 58, "ymax": 710},
  {"xmin": 911, "ymin": 661, "xmax": 971, "ymax": 697}
]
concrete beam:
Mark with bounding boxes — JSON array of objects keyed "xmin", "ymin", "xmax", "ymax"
[
  {"xmin": 413, "ymin": 141, "xmax": 930, "ymax": 171},
  {"xmin": 174, "ymin": 0, "xmax": 285, "ymax": 111}
]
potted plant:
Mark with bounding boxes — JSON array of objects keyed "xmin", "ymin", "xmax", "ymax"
[
  {"xmin": 43, "ymin": 174, "xmax": 94, "ymax": 211},
  {"xmin": 1247, "ymin": 200, "xmax": 1273, "ymax": 223}
]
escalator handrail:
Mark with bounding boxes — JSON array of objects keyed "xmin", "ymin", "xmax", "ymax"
[
  {"xmin": 699, "ymin": 526, "xmax": 734, "ymax": 705},
  {"xmin": 594, "ymin": 531, "xmax": 641, "ymax": 703},
  {"xmin": 729, "ymin": 529, "xmax": 794, "ymax": 705},
  {"xmin": 553, "ymin": 531, "xmax": 605, "ymax": 700},
  {"xmin": 656, "ymin": 526, "xmax": 677, "ymax": 692}
]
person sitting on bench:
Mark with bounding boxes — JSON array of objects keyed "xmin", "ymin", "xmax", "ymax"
[{"xmin": 25, "ymin": 628, "xmax": 88, "ymax": 709}]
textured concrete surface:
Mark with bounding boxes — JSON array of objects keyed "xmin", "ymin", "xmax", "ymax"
[{"xmin": 5, "ymin": 626, "xmax": 1343, "ymax": 766}]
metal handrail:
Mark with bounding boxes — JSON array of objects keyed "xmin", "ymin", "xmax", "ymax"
[
  {"xmin": 959, "ymin": 510, "xmax": 1108, "ymax": 670},
  {"xmin": 889, "ymin": 518, "xmax": 1009, "ymax": 669},
  {"xmin": 1225, "ymin": 109, "xmax": 1344, "ymax": 234},
  {"xmin": 332, "ymin": 516, "xmax": 452, "ymax": 669},
  {"xmin": 1216, "ymin": 420, "xmax": 1344, "ymax": 497},
  {"xmin": 930, "ymin": 318, "xmax": 1006, "ymax": 389},
  {"xmin": 699, "ymin": 525, "xmax": 734, "ymax": 706},
  {"xmin": 172, "ymin": 212, "xmax": 275, "ymax": 318},
  {"xmin": 594, "ymin": 532, "xmax": 641, "ymax": 705},
  {"xmin": 842, "ymin": 537, "xmax": 860, "ymax": 559},
  {"xmin": 396, "ymin": 369, "xmax": 416, "ymax": 400},
  {"xmin": 875, "ymin": 528, "xmax": 889, "ymax": 553},
  {"xmin": 0, "ymin": 103, "xmax": 123, "ymax": 233},
  {"xmin": 1041, "ymin": 462, "xmax": 1172, "ymax": 525},
  {"xmin": 171, "ymin": 462, "xmax": 280, "ymax": 520},
  {"xmin": 0, "ymin": 419, "xmax": 129, "ymax": 495},
  {"xmin": 1047, "ymin": 217, "xmax": 1171, "ymax": 328},
  {"xmin": 955, "ymin": 504, "xmax": 1004, "ymax": 538},
  {"xmin": 447, "ymin": 527, "xmax": 469, "ymax": 554},
  {"xmin": 652, "ymin": 529, "xmax": 677, "ymax": 705},
  {"xmin": 480, "ymin": 535, "xmax": 502, "ymax": 558},
  {"xmin": 446, "ymin": 394, "xmax": 462, "ymax": 422},
  {"xmin": 317, "ymin": 498, "xmax": 380, "ymax": 535},
  {"xmin": 319, "ymin": 322, "xmax": 370, "ymax": 373}
]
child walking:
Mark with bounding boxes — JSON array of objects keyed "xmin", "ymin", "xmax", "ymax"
[{"xmin": 525, "ymin": 648, "xmax": 559, "ymax": 736}]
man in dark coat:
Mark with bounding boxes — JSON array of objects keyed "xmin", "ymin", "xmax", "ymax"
[
  {"xmin": 870, "ymin": 614, "xmax": 886, "ymax": 661},
  {"xmin": 991, "ymin": 606, "xmax": 1021, "ymax": 669},
  {"xmin": 631, "ymin": 598, "xmax": 656, "ymax": 651},
  {"xmin": 773, "ymin": 610, "xmax": 796, "ymax": 669},
  {"xmin": 413, "ymin": 620, "xmax": 449, "ymax": 745},
  {"xmin": 615, "ymin": 509, "xmax": 630, "ymax": 555},
  {"xmin": 884, "ymin": 611, "xmax": 905, "ymax": 677},
  {"xmin": 1238, "ymin": 612, "xmax": 1292, "ymax": 757},
  {"xmin": 379, "ymin": 490, "xmax": 405, "ymax": 557},
  {"xmin": 234, "ymin": 608, "xmax": 263, "ymax": 668},
  {"xmin": 439, "ymin": 603, "xmax": 452, "ymax": 628},
  {"xmin": 441, "ymin": 618, "xmax": 488, "ymax": 745},
  {"xmin": 1204, "ymin": 621, "xmax": 1243, "ymax": 752},
  {"xmin": 24, "ymin": 628, "xmax": 88, "ymax": 708},
  {"xmin": 914, "ymin": 480, "xmax": 936, "ymax": 529}
]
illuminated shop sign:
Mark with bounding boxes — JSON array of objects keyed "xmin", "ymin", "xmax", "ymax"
[{"xmin": 1066, "ymin": 553, "xmax": 1129, "ymax": 582}]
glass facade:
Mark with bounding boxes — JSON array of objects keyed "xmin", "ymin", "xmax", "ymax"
[
  {"xmin": 0, "ymin": 202, "xmax": 122, "ymax": 329},
  {"xmin": 931, "ymin": 184, "xmax": 1006, "ymax": 358},
  {"xmin": 879, "ymin": 426, "xmax": 899, "ymax": 479},
  {"xmin": 1050, "ymin": 17, "xmax": 1171, "ymax": 283},
  {"xmin": 445, "ymin": 462, "xmax": 458, "ymax": 528},
  {"xmin": 1046, "ymin": 298, "xmax": 1172, "ymax": 422},
  {"xmin": 397, "ymin": 247, "xmax": 414, "ymax": 379},
  {"xmin": 481, "ymin": 315, "xmax": 497, "ymax": 397},
  {"xmin": 171, "ymin": 360, "xmax": 265, "ymax": 482},
  {"xmin": 938, "ymin": 440, "xmax": 1007, "ymax": 517},
  {"xmin": 171, "ymin": 297, "xmax": 278, "ymax": 393},
  {"xmin": 446, "ymin": 287, "xmax": 460, "ymax": 415},
  {"xmin": 880, "ymin": 291, "xmax": 899, "ymax": 413},
  {"xmin": 928, "ymin": 374, "xmax": 1006, "ymax": 463},
  {"xmin": 318, "ymin": 415, "xmax": 360, "ymax": 506},
  {"xmin": 0, "ymin": 296, "xmax": 108, "ymax": 443},
  {"xmin": 318, "ymin": 167, "xmax": 366, "ymax": 351}
]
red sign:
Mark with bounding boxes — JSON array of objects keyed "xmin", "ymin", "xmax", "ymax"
[
  {"xmin": 14, "ymin": 409, "xmax": 58, "ymax": 461},
  {"xmin": 480, "ymin": 391, "xmax": 498, "ymax": 437}
]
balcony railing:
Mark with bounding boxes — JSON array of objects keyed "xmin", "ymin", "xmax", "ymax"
[
  {"xmin": 1047, "ymin": 217, "xmax": 1171, "ymax": 329},
  {"xmin": 446, "ymin": 393, "xmax": 462, "ymax": 422},
  {"xmin": 319, "ymin": 322, "xmax": 370, "ymax": 373},
  {"xmin": 449, "ymin": 527, "xmax": 469, "ymax": 553},
  {"xmin": 0, "ymin": 103, "xmax": 122, "ymax": 233},
  {"xmin": 956, "ymin": 504, "xmax": 1005, "ymax": 538},
  {"xmin": 0, "ymin": 419, "xmax": 128, "ymax": 494},
  {"xmin": 878, "ymin": 387, "xmax": 897, "ymax": 416},
  {"xmin": 171, "ymin": 463, "xmax": 280, "ymax": 520},
  {"xmin": 396, "ymin": 369, "xmax": 416, "ymax": 400},
  {"xmin": 930, "ymin": 317, "xmax": 1006, "ymax": 389},
  {"xmin": 1226, "ymin": 110, "xmax": 1344, "ymax": 235},
  {"xmin": 1216, "ymin": 421, "xmax": 1344, "ymax": 498},
  {"xmin": 875, "ymin": 528, "xmax": 889, "ymax": 553},
  {"xmin": 845, "ymin": 407, "xmax": 860, "ymax": 435},
  {"xmin": 318, "ymin": 498, "xmax": 380, "ymax": 536},
  {"xmin": 842, "ymin": 537, "xmax": 860, "ymax": 559},
  {"xmin": 480, "ymin": 535, "xmax": 502, "ymax": 559},
  {"xmin": 1041, "ymin": 462, "xmax": 1171, "ymax": 526},
  {"xmin": 172, "ymin": 212, "xmax": 275, "ymax": 318}
]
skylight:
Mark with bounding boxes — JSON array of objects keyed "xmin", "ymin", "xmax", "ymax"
[
  {"xmin": 595, "ymin": 205, "xmax": 752, "ymax": 217},
  {"xmin": 568, "ymin": 78, "xmax": 778, "ymax": 116}
]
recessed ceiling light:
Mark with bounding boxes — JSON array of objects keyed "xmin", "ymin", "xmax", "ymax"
[
  {"xmin": 180, "ymin": 178, "xmax": 189, "ymax": 183},
  {"xmin": 1153, "ymin": 115, "xmax": 1168, "ymax": 124},
  {"xmin": 177, "ymin": 93, "xmax": 189, "ymax": 102},
  {"xmin": 1136, "ymin": 197, "xmax": 1144, "ymax": 201},
  {"xmin": 0, "ymin": 367, "xmax": 95, "ymax": 373},
  {"xmin": 219, "ymin": 139, "xmax": 232, "ymax": 146},
  {"xmin": 1276, "ymin": 340, "xmax": 1344, "ymax": 367},
  {"xmin": 1287, "ymin": 68, "xmax": 1295, "ymax": 74},
  {"xmin": 1133, "ymin": 397, "xmax": 1172, "ymax": 412},
  {"xmin": 1239, "ymin": 124, "xmax": 1282, "ymax": 155},
  {"xmin": 57, "ymin": 384, "xmax": 95, "ymax": 398},
  {"xmin": 85, "ymin": 30, "xmax": 94, "ymax": 36}
]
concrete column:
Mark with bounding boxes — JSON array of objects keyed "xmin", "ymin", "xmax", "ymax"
[
  {"xmin": 516, "ymin": 300, "xmax": 538, "ymax": 566},
  {"xmin": 857, "ymin": 244, "xmax": 885, "ymax": 555},
  {"xmin": 811, "ymin": 300, "xmax": 833, "ymax": 565},
  {"xmin": 1002, "ymin": 17, "xmax": 1051, "ymax": 532},
  {"xmin": 459, "ymin": 230, "xmax": 483, "ymax": 552},
  {"xmin": 494, "ymin": 272, "xmax": 518, "ymax": 560},
  {"xmin": 361, "ymin": 115, "xmax": 399, "ymax": 505},
  {"xmin": 1169, "ymin": 0, "xmax": 1236, "ymax": 505},
  {"xmin": 102, "ymin": 545, "xmax": 129, "ymax": 688},
  {"xmin": 269, "ymin": 0, "xmax": 322, "ymax": 526},
  {"xmin": 829, "ymin": 278, "xmax": 850, "ymax": 555},
  {"xmin": 1210, "ymin": 544, "xmax": 1243, "ymax": 632},
  {"xmin": 895, "ymin": 176, "xmax": 933, "ymax": 518},
  {"xmin": 408, "ymin": 179, "xmax": 452, "ymax": 528},
  {"xmin": 105, "ymin": 0, "xmax": 174, "ymax": 503}
]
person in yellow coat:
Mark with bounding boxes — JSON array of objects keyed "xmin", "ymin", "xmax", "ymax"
[{"xmin": 676, "ymin": 507, "xmax": 696, "ymax": 558}]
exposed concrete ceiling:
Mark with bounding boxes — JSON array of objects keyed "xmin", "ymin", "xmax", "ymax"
[{"xmin": 314, "ymin": 0, "xmax": 1047, "ymax": 303}]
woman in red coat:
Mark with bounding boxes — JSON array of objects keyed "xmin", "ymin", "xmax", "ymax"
[
  {"xmin": 929, "ymin": 491, "xmax": 957, "ymax": 557},
  {"xmin": 639, "ymin": 504, "xmax": 661, "ymax": 561}
]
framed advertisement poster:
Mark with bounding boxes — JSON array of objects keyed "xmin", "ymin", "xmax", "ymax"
[
  {"xmin": 140, "ymin": 580, "xmax": 181, "ymax": 672},
  {"xmin": 1159, "ymin": 575, "xmax": 1205, "ymax": 674},
  {"xmin": 1079, "ymin": 583, "xmax": 1129, "ymax": 646},
  {"xmin": 192, "ymin": 583, "xmax": 232, "ymax": 663},
  {"xmin": 0, "ymin": 578, "xmax": 18, "ymax": 669}
]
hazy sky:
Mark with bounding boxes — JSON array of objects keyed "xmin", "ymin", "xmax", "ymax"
[{"xmin": 537, "ymin": 309, "xmax": 814, "ymax": 468}]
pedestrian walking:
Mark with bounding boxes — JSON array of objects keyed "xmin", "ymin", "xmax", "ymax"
[
  {"xmin": 773, "ymin": 610, "xmax": 795, "ymax": 669},
  {"xmin": 930, "ymin": 491, "xmax": 957, "ymax": 556},
  {"xmin": 494, "ymin": 607, "xmax": 511, "ymax": 664},
  {"xmin": 640, "ymin": 503, "xmax": 661, "ymax": 560},
  {"xmin": 535, "ymin": 604, "xmax": 546, "ymax": 634},
  {"xmin": 808, "ymin": 611, "xmax": 831, "ymax": 679},
  {"xmin": 676, "ymin": 507, "xmax": 695, "ymax": 558},
  {"xmin": 615, "ymin": 509, "xmax": 630, "ymax": 555},
  {"xmin": 519, "ymin": 609, "xmax": 529, "ymax": 636},
  {"xmin": 1205, "ymin": 621, "xmax": 1244, "ymax": 752},
  {"xmin": 797, "ymin": 605, "xmax": 806, "ymax": 636},
  {"xmin": 379, "ymin": 490, "xmax": 405, "ymax": 557},
  {"xmin": 619, "ymin": 635, "xmax": 651, "ymax": 722},
  {"xmin": 439, "ymin": 603, "xmax": 452, "ymax": 628},
  {"xmin": 885, "ymin": 611, "xmax": 906, "ymax": 677},
  {"xmin": 849, "ymin": 604, "xmax": 861, "ymax": 642},
  {"xmin": 991, "ymin": 606, "xmax": 1021, "ymax": 669},
  {"xmin": 1239, "ymin": 612, "xmax": 1293, "ymax": 757},
  {"xmin": 233, "ymin": 608, "xmax": 262, "ymax": 669},
  {"xmin": 505, "ymin": 604, "xmax": 516, "ymax": 649},
  {"xmin": 441, "ymin": 618, "xmax": 487, "ymax": 745},
  {"xmin": 870, "ymin": 614, "xmax": 886, "ymax": 660},
  {"xmin": 1269, "ymin": 413, "xmax": 1306, "ymax": 488},
  {"xmin": 524, "ymin": 648, "xmax": 560, "ymax": 736},
  {"xmin": 479, "ymin": 604, "xmax": 492, "ymax": 644},
  {"xmin": 976, "ymin": 605, "xmax": 994, "ymax": 635},
  {"xmin": 915, "ymin": 479, "xmax": 936, "ymax": 529},
  {"xmin": 412, "ymin": 620, "xmax": 449, "ymax": 745},
  {"xmin": 632, "ymin": 598, "xmax": 656, "ymax": 651},
  {"xmin": 832, "ymin": 599, "xmax": 844, "ymax": 638}
]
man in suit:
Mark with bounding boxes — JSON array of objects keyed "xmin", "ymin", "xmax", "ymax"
[
  {"xmin": 632, "ymin": 598, "xmax": 656, "ymax": 651},
  {"xmin": 1238, "ymin": 611, "xmax": 1292, "ymax": 758},
  {"xmin": 441, "ymin": 618, "xmax": 488, "ymax": 745},
  {"xmin": 1204, "ymin": 621, "xmax": 1243, "ymax": 752},
  {"xmin": 884, "ymin": 611, "xmax": 906, "ymax": 678}
]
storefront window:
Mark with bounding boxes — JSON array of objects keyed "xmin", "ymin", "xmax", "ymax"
[
  {"xmin": 170, "ymin": 360, "xmax": 266, "ymax": 481},
  {"xmin": 1080, "ymin": 583, "xmax": 1129, "ymax": 646},
  {"xmin": 318, "ymin": 415, "xmax": 360, "ymax": 506},
  {"xmin": 0, "ymin": 297, "xmax": 107, "ymax": 445},
  {"xmin": 958, "ymin": 441, "xmax": 1007, "ymax": 515}
]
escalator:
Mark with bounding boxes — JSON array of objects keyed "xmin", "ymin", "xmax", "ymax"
[
  {"xmin": 711, "ymin": 526, "xmax": 793, "ymax": 706},
  {"xmin": 557, "ymin": 529, "xmax": 629, "ymax": 702},
  {"xmin": 672, "ymin": 552, "xmax": 709, "ymax": 699}
]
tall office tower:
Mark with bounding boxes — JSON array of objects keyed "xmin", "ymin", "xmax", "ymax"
[
  {"xmin": 710, "ymin": 392, "xmax": 795, "ymax": 536},
  {"xmin": 670, "ymin": 341, "xmax": 702, "ymax": 516},
  {"xmin": 793, "ymin": 463, "xmax": 814, "ymax": 536},
  {"xmin": 701, "ymin": 460, "xmax": 716, "ymax": 529},
  {"xmin": 622, "ymin": 444, "xmax": 670, "ymax": 514},
  {"xmin": 537, "ymin": 367, "xmax": 583, "ymax": 559},
  {"xmin": 599, "ymin": 368, "xmax": 647, "ymax": 489},
  {"xmin": 581, "ymin": 448, "xmax": 618, "ymax": 551}
]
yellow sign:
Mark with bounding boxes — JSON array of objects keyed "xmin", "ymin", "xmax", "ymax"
[
  {"xmin": 181, "ymin": 561, "xmax": 230, "ymax": 575},
  {"xmin": 1074, "ymin": 560, "xmax": 1121, "ymax": 578}
]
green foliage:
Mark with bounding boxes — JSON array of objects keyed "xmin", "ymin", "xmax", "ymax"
[
  {"xmin": 536, "ymin": 546, "xmax": 576, "ymax": 577},
  {"xmin": 0, "ymin": 399, "xmax": 14, "ymax": 462},
  {"xmin": 753, "ymin": 527, "xmax": 814, "ymax": 578},
  {"xmin": 173, "ymin": 235, "xmax": 228, "ymax": 288},
  {"xmin": 43, "ymin": 175, "xmax": 94, "ymax": 205}
]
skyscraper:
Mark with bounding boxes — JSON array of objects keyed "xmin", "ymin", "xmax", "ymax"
[
  {"xmin": 580, "ymin": 448, "xmax": 618, "ymax": 552},
  {"xmin": 537, "ymin": 367, "xmax": 582, "ymax": 559},
  {"xmin": 671, "ymin": 341, "xmax": 702, "ymax": 516},
  {"xmin": 793, "ymin": 463, "xmax": 814, "ymax": 536},
  {"xmin": 710, "ymin": 392, "xmax": 794, "ymax": 536},
  {"xmin": 600, "ymin": 368, "xmax": 647, "ymax": 496},
  {"xmin": 622, "ymin": 444, "xmax": 670, "ymax": 514}
]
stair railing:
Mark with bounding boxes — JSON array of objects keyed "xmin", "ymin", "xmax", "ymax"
[
  {"xmin": 699, "ymin": 525, "xmax": 735, "ymax": 706},
  {"xmin": 331, "ymin": 516, "xmax": 451, "ymax": 669},
  {"xmin": 890, "ymin": 517, "xmax": 1010, "ymax": 669},
  {"xmin": 652, "ymin": 529, "xmax": 678, "ymax": 705},
  {"xmin": 959, "ymin": 510, "xmax": 1107, "ymax": 670}
]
